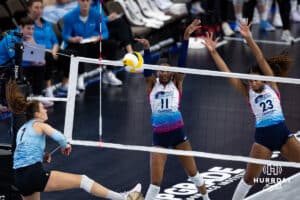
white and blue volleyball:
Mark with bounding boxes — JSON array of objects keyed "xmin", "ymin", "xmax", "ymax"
[{"xmin": 122, "ymin": 52, "xmax": 144, "ymax": 73}]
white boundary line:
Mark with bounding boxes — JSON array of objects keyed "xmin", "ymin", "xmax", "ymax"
[
  {"xmin": 73, "ymin": 57, "xmax": 300, "ymax": 85},
  {"xmin": 224, "ymin": 36, "xmax": 291, "ymax": 45},
  {"xmin": 245, "ymin": 172, "xmax": 300, "ymax": 200},
  {"xmin": 294, "ymin": 37, "xmax": 300, "ymax": 43},
  {"xmin": 27, "ymin": 96, "xmax": 67, "ymax": 102},
  {"xmin": 70, "ymin": 139, "xmax": 300, "ymax": 168}
]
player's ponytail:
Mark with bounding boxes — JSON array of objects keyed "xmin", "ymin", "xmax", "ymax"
[
  {"xmin": 5, "ymin": 79, "xmax": 40, "ymax": 120},
  {"xmin": 266, "ymin": 52, "xmax": 293, "ymax": 77},
  {"xmin": 249, "ymin": 53, "xmax": 293, "ymax": 77},
  {"xmin": 6, "ymin": 79, "xmax": 27, "ymax": 114}
]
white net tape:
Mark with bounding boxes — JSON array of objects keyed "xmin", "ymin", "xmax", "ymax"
[
  {"xmin": 75, "ymin": 57, "xmax": 300, "ymax": 84},
  {"xmin": 70, "ymin": 137, "xmax": 300, "ymax": 168},
  {"xmin": 224, "ymin": 36, "xmax": 292, "ymax": 46},
  {"xmin": 27, "ymin": 96, "xmax": 67, "ymax": 102}
]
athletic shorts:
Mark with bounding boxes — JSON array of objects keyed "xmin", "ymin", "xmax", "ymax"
[
  {"xmin": 153, "ymin": 128, "xmax": 188, "ymax": 148},
  {"xmin": 14, "ymin": 162, "xmax": 50, "ymax": 196},
  {"xmin": 255, "ymin": 122, "xmax": 293, "ymax": 151}
]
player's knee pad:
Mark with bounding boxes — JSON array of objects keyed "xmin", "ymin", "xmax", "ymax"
[
  {"xmin": 189, "ymin": 172, "xmax": 204, "ymax": 187},
  {"xmin": 80, "ymin": 175, "xmax": 94, "ymax": 193}
]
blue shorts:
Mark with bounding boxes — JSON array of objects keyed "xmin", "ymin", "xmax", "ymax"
[
  {"xmin": 255, "ymin": 122, "xmax": 293, "ymax": 151},
  {"xmin": 153, "ymin": 128, "xmax": 188, "ymax": 148}
]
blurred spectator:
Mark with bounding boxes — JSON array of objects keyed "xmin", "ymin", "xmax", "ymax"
[
  {"xmin": 28, "ymin": 0, "xmax": 71, "ymax": 97},
  {"xmin": 273, "ymin": 0, "xmax": 294, "ymax": 43},
  {"xmin": 43, "ymin": 0, "xmax": 77, "ymax": 23},
  {"xmin": 291, "ymin": 0, "xmax": 300, "ymax": 22},
  {"xmin": 62, "ymin": 0, "xmax": 122, "ymax": 88},
  {"xmin": 28, "ymin": 0, "xmax": 58, "ymax": 99},
  {"xmin": 0, "ymin": 17, "xmax": 49, "ymax": 101},
  {"xmin": 232, "ymin": 0, "xmax": 275, "ymax": 32},
  {"xmin": 206, "ymin": 0, "xmax": 235, "ymax": 36}
]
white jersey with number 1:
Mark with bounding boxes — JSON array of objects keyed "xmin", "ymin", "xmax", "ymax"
[{"xmin": 149, "ymin": 79, "xmax": 184, "ymax": 133}]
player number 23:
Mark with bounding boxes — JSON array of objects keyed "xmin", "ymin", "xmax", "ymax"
[{"xmin": 259, "ymin": 100, "xmax": 273, "ymax": 112}]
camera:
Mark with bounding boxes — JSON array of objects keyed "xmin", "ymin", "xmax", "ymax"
[
  {"xmin": 0, "ymin": 31, "xmax": 28, "ymax": 106},
  {"xmin": 0, "ymin": 31, "xmax": 24, "ymax": 82}
]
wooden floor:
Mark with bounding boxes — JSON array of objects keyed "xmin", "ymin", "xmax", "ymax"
[{"xmin": 1, "ymin": 23, "xmax": 300, "ymax": 200}]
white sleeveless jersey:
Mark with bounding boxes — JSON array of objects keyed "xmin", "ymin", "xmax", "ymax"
[
  {"xmin": 249, "ymin": 84, "xmax": 285, "ymax": 127},
  {"xmin": 149, "ymin": 79, "xmax": 184, "ymax": 133},
  {"xmin": 150, "ymin": 79, "xmax": 180, "ymax": 113}
]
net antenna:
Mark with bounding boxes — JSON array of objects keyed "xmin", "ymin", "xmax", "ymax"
[{"xmin": 99, "ymin": 0, "xmax": 103, "ymax": 138}]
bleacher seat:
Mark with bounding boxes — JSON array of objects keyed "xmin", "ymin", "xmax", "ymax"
[{"xmin": 105, "ymin": 0, "xmax": 152, "ymax": 37}]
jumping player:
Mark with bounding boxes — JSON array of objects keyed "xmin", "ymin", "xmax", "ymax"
[
  {"xmin": 136, "ymin": 19, "xmax": 210, "ymax": 200},
  {"xmin": 203, "ymin": 19, "xmax": 300, "ymax": 200}
]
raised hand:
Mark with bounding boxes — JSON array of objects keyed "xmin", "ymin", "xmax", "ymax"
[
  {"xmin": 184, "ymin": 19, "xmax": 201, "ymax": 40},
  {"xmin": 238, "ymin": 19, "xmax": 252, "ymax": 38},
  {"xmin": 135, "ymin": 38, "xmax": 150, "ymax": 50},
  {"xmin": 202, "ymin": 32, "xmax": 220, "ymax": 53}
]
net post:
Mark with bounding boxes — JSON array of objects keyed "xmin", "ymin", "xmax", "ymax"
[{"xmin": 64, "ymin": 56, "xmax": 79, "ymax": 141}]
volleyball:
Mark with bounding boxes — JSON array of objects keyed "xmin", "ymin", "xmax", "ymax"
[{"xmin": 123, "ymin": 52, "xmax": 144, "ymax": 73}]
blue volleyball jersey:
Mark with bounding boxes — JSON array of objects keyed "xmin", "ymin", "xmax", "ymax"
[
  {"xmin": 149, "ymin": 79, "xmax": 184, "ymax": 133},
  {"xmin": 13, "ymin": 120, "xmax": 46, "ymax": 169},
  {"xmin": 249, "ymin": 84, "xmax": 285, "ymax": 127}
]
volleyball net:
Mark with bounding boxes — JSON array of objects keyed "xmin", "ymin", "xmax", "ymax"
[
  {"xmin": 64, "ymin": 56, "xmax": 300, "ymax": 166},
  {"xmin": 39, "ymin": 54, "xmax": 300, "ymax": 199}
]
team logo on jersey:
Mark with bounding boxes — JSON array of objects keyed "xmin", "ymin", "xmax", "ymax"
[
  {"xmin": 155, "ymin": 91, "xmax": 172, "ymax": 99},
  {"xmin": 254, "ymin": 93, "xmax": 272, "ymax": 104}
]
